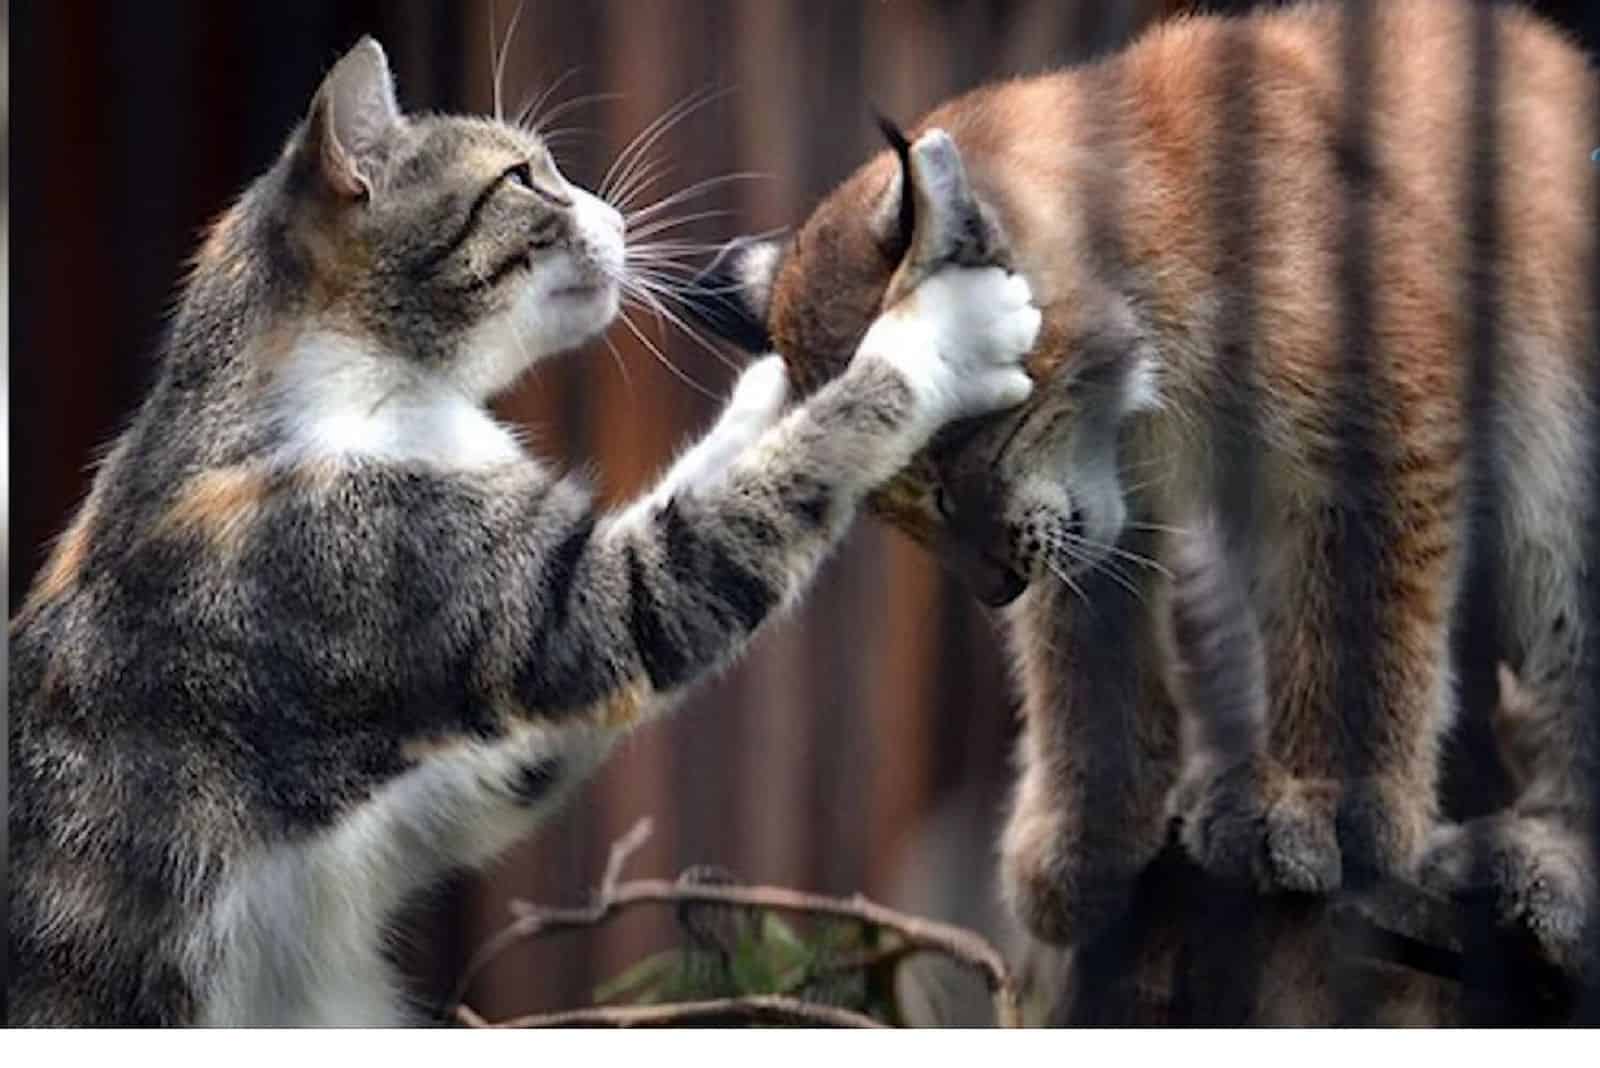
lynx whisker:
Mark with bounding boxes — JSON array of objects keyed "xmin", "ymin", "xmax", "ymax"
[
  {"xmin": 1043, "ymin": 558, "xmax": 1094, "ymax": 614},
  {"xmin": 1060, "ymin": 530, "xmax": 1172, "ymax": 578}
]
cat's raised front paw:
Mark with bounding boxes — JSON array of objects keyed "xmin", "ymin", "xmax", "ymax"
[
  {"xmin": 722, "ymin": 354, "xmax": 791, "ymax": 438},
  {"xmin": 857, "ymin": 265, "xmax": 1039, "ymax": 424},
  {"xmin": 638, "ymin": 355, "xmax": 789, "ymax": 510}
]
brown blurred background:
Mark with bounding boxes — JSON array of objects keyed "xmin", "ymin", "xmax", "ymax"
[{"xmin": 10, "ymin": 0, "xmax": 1598, "ymax": 1023}]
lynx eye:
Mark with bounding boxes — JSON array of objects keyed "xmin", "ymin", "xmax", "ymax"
[
  {"xmin": 504, "ymin": 162, "xmax": 535, "ymax": 189},
  {"xmin": 935, "ymin": 486, "xmax": 958, "ymax": 521}
]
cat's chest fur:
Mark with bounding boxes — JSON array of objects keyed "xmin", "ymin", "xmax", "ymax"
[
  {"xmin": 187, "ymin": 338, "xmax": 605, "ymax": 1026},
  {"xmin": 195, "ymin": 722, "xmax": 619, "ymax": 1025},
  {"xmin": 269, "ymin": 333, "xmax": 526, "ymax": 471}
]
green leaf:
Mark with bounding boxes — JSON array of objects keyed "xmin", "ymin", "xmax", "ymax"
[
  {"xmin": 760, "ymin": 912, "xmax": 805, "ymax": 952},
  {"xmin": 594, "ymin": 949, "xmax": 683, "ymax": 1004}
]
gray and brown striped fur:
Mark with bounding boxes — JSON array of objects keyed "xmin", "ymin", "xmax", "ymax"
[{"xmin": 7, "ymin": 39, "xmax": 1039, "ymax": 1025}]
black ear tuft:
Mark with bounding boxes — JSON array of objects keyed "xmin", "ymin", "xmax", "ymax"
[{"xmin": 873, "ymin": 109, "xmax": 917, "ymax": 254}]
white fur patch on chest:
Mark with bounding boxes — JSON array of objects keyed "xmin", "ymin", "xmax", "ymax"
[
  {"xmin": 193, "ymin": 722, "xmax": 619, "ymax": 1026},
  {"xmin": 270, "ymin": 333, "xmax": 525, "ymax": 470}
]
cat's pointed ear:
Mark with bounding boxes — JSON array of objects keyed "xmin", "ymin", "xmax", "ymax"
[
  {"xmin": 305, "ymin": 37, "xmax": 401, "ymax": 200},
  {"xmin": 878, "ymin": 127, "xmax": 1010, "ymax": 305},
  {"xmin": 679, "ymin": 236, "xmax": 788, "ymax": 353}
]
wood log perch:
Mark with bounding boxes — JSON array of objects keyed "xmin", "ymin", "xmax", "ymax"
[{"xmin": 1051, "ymin": 840, "xmax": 1591, "ymax": 1026}]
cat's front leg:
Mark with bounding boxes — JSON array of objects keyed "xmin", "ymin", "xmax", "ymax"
[
  {"xmin": 632, "ymin": 355, "xmax": 792, "ymax": 515},
  {"xmin": 502, "ymin": 264, "xmax": 1041, "ymax": 734}
]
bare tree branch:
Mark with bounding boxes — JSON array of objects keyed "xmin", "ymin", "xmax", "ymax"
[
  {"xmin": 457, "ymin": 995, "xmax": 890, "ymax": 1029},
  {"xmin": 451, "ymin": 816, "xmax": 1022, "ymax": 1027}
]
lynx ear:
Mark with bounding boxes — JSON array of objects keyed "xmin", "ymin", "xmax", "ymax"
[
  {"xmin": 304, "ymin": 37, "xmax": 402, "ymax": 200},
  {"xmin": 877, "ymin": 127, "xmax": 1009, "ymax": 305},
  {"xmin": 680, "ymin": 236, "xmax": 788, "ymax": 353},
  {"xmin": 871, "ymin": 113, "xmax": 916, "ymax": 260}
]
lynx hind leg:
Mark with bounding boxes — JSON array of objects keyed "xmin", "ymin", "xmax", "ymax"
[
  {"xmin": 1164, "ymin": 519, "xmax": 1343, "ymax": 894},
  {"xmin": 1420, "ymin": 663, "xmax": 1598, "ymax": 977},
  {"xmin": 1420, "ymin": 811, "xmax": 1595, "ymax": 977}
]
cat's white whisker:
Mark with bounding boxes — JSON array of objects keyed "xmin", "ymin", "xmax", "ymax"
[
  {"xmin": 601, "ymin": 333, "xmax": 634, "ymax": 396},
  {"xmin": 488, "ymin": 0, "xmax": 529, "ymax": 123},
  {"xmin": 626, "ymin": 209, "xmax": 740, "ymax": 243},
  {"xmin": 532, "ymin": 92, "xmax": 623, "ymax": 139},
  {"xmin": 622, "ymin": 171, "xmax": 770, "ymax": 226},
  {"xmin": 612, "ymin": 158, "xmax": 677, "ymax": 214},
  {"xmin": 599, "ymin": 86, "xmax": 731, "ymax": 203},
  {"xmin": 512, "ymin": 66, "xmax": 583, "ymax": 130},
  {"xmin": 623, "ymin": 281, "xmax": 739, "ymax": 372},
  {"xmin": 615, "ymin": 307, "xmax": 720, "ymax": 401}
]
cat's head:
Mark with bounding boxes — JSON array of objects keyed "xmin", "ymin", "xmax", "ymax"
[
  {"xmin": 687, "ymin": 109, "xmax": 1156, "ymax": 607},
  {"xmin": 198, "ymin": 37, "xmax": 623, "ymax": 399}
]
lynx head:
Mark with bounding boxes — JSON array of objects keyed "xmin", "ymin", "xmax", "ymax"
[
  {"xmin": 195, "ymin": 37, "xmax": 624, "ymax": 401},
  {"xmin": 688, "ymin": 114, "xmax": 1157, "ymax": 606}
]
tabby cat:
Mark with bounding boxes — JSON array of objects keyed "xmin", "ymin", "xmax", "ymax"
[
  {"xmin": 6, "ymin": 39, "xmax": 1040, "ymax": 1025},
  {"xmin": 690, "ymin": 0, "xmax": 1597, "ymax": 977}
]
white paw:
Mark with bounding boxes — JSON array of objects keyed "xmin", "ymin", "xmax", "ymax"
[
  {"xmin": 644, "ymin": 356, "xmax": 790, "ymax": 508},
  {"xmin": 858, "ymin": 266, "xmax": 1040, "ymax": 423},
  {"xmin": 721, "ymin": 354, "xmax": 790, "ymax": 442}
]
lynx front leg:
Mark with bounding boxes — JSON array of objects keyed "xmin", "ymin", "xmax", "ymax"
[
  {"xmin": 1264, "ymin": 498, "xmax": 1458, "ymax": 888},
  {"xmin": 1000, "ymin": 562, "xmax": 1178, "ymax": 946},
  {"xmin": 1163, "ymin": 519, "xmax": 1342, "ymax": 893}
]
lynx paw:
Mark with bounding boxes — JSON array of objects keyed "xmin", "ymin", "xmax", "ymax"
[
  {"xmin": 999, "ymin": 805, "xmax": 1140, "ymax": 946},
  {"xmin": 1336, "ymin": 776, "xmax": 1432, "ymax": 886},
  {"xmin": 1420, "ymin": 813, "xmax": 1596, "ymax": 977},
  {"xmin": 1172, "ymin": 760, "xmax": 1343, "ymax": 894},
  {"xmin": 859, "ymin": 265, "xmax": 1039, "ymax": 424}
]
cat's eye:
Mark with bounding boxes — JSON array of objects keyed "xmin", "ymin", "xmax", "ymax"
[{"xmin": 504, "ymin": 162, "xmax": 535, "ymax": 189}]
